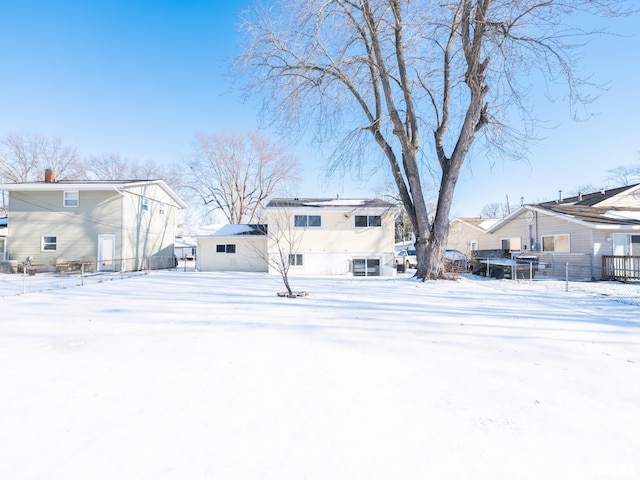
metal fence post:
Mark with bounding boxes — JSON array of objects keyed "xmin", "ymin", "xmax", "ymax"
[{"xmin": 565, "ymin": 262, "xmax": 569, "ymax": 292}]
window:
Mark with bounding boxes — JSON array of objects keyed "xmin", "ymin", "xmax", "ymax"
[
  {"xmin": 632, "ymin": 235, "xmax": 640, "ymax": 255},
  {"xmin": 355, "ymin": 215, "xmax": 382, "ymax": 227},
  {"xmin": 501, "ymin": 237, "xmax": 521, "ymax": 251},
  {"xmin": 63, "ymin": 191, "xmax": 79, "ymax": 207},
  {"xmin": 159, "ymin": 203, "xmax": 165, "ymax": 215},
  {"xmin": 352, "ymin": 258, "xmax": 381, "ymax": 276},
  {"xmin": 289, "ymin": 254, "xmax": 303, "ymax": 266},
  {"xmin": 294, "ymin": 215, "xmax": 321, "ymax": 227},
  {"xmin": 216, "ymin": 244, "xmax": 236, "ymax": 253},
  {"xmin": 142, "ymin": 197, "xmax": 149, "ymax": 211},
  {"xmin": 42, "ymin": 236, "xmax": 57, "ymax": 251},
  {"xmin": 542, "ymin": 234, "xmax": 570, "ymax": 252}
]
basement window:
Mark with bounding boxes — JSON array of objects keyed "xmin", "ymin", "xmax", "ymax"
[{"xmin": 289, "ymin": 254, "xmax": 303, "ymax": 266}]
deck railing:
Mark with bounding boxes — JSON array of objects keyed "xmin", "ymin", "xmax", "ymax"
[{"xmin": 602, "ymin": 255, "xmax": 640, "ymax": 281}]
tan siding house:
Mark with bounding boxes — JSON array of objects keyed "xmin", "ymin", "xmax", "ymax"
[
  {"xmin": 447, "ymin": 217, "xmax": 499, "ymax": 255},
  {"xmin": 454, "ymin": 184, "xmax": 640, "ymax": 279},
  {"xmin": 0, "ymin": 175, "xmax": 186, "ymax": 272}
]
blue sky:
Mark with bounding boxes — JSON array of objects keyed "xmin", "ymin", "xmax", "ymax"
[{"xmin": 1, "ymin": 1, "xmax": 638, "ymax": 217}]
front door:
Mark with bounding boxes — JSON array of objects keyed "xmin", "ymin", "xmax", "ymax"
[{"xmin": 98, "ymin": 234, "xmax": 115, "ymax": 271}]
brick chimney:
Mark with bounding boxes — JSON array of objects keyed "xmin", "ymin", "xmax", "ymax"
[{"xmin": 44, "ymin": 169, "xmax": 57, "ymax": 183}]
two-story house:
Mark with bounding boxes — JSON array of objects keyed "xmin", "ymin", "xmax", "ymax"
[
  {"xmin": 0, "ymin": 170, "xmax": 187, "ymax": 272},
  {"xmin": 196, "ymin": 197, "xmax": 398, "ymax": 276}
]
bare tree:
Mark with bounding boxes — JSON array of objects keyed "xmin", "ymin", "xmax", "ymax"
[
  {"xmin": 265, "ymin": 209, "xmax": 304, "ymax": 296},
  {"xmin": 606, "ymin": 163, "xmax": 640, "ymax": 187},
  {"xmin": 0, "ymin": 132, "xmax": 81, "ymax": 182},
  {"xmin": 239, "ymin": 0, "xmax": 632, "ymax": 279},
  {"xmin": 480, "ymin": 202, "xmax": 510, "ymax": 218},
  {"xmin": 83, "ymin": 153, "xmax": 177, "ymax": 182},
  {"xmin": 183, "ymin": 131, "xmax": 302, "ymax": 224}
]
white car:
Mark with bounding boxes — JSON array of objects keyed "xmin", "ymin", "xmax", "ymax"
[{"xmin": 395, "ymin": 249, "xmax": 417, "ymax": 268}]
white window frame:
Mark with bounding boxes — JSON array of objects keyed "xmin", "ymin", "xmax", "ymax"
[
  {"xmin": 159, "ymin": 203, "xmax": 166, "ymax": 215},
  {"xmin": 541, "ymin": 234, "xmax": 570, "ymax": 253},
  {"xmin": 41, "ymin": 235, "xmax": 57, "ymax": 252},
  {"xmin": 63, "ymin": 191, "xmax": 79, "ymax": 207},
  {"xmin": 289, "ymin": 253, "xmax": 303, "ymax": 266},
  {"xmin": 142, "ymin": 197, "xmax": 149, "ymax": 211},
  {"xmin": 355, "ymin": 215, "xmax": 382, "ymax": 227},
  {"xmin": 216, "ymin": 243, "xmax": 236, "ymax": 254}
]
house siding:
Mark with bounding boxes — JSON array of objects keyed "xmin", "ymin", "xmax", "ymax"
[
  {"xmin": 3, "ymin": 181, "xmax": 184, "ymax": 272},
  {"xmin": 120, "ymin": 184, "xmax": 180, "ymax": 270},
  {"xmin": 267, "ymin": 207, "xmax": 396, "ymax": 276},
  {"xmin": 486, "ymin": 208, "xmax": 623, "ymax": 280},
  {"xmin": 198, "ymin": 236, "xmax": 268, "ymax": 272},
  {"xmin": 447, "ymin": 220, "xmax": 494, "ymax": 255},
  {"xmin": 7, "ymin": 190, "xmax": 122, "ymax": 271}
]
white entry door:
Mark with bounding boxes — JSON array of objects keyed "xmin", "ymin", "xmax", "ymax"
[{"xmin": 98, "ymin": 234, "xmax": 116, "ymax": 271}]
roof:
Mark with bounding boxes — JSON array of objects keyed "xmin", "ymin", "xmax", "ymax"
[
  {"xmin": 528, "ymin": 184, "xmax": 640, "ymax": 228},
  {"xmin": 0, "ymin": 179, "xmax": 187, "ymax": 209},
  {"xmin": 266, "ymin": 197, "xmax": 397, "ymax": 210},
  {"xmin": 452, "ymin": 217, "xmax": 500, "ymax": 231},
  {"xmin": 538, "ymin": 184, "xmax": 640, "ymax": 207},
  {"xmin": 174, "ymin": 236, "xmax": 197, "ymax": 248},
  {"xmin": 195, "ymin": 224, "xmax": 267, "ymax": 237},
  {"xmin": 532, "ymin": 204, "xmax": 640, "ymax": 227}
]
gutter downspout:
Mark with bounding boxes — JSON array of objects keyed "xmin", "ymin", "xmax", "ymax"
[{"xmin": 114, "ymin": 186, "xmax": 126, "ymax": 273}]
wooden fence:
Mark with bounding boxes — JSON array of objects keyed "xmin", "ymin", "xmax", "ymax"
[{"xmin": 602, "ymin": 255, "xmax": 640, "ymax": 281}]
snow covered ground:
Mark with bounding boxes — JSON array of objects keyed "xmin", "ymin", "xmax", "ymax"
[{"xmin": 1, "ymin": 271, "xmax": 638, "ymax": 479}]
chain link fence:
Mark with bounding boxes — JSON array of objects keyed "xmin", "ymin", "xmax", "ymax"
[
  {"xmin": 499, "ymin": 253, "xmax": 640, "ymax": 306},
  {"xmin": 0, "ymin": 256, "xmax": 194, "ymax": 297}
]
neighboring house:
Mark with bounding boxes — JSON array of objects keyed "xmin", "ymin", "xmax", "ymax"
[
  {"xmin": 175, "ymin": 236, "xmax": 198, "ymax": 260},
  {"xmin": 196, "ymin": 197, "xmax": 398, "ymax": 276},
  {"xmin": 0, "ymin": 216, "xmax": 7, "ymax": 261},
  {"xmin": 448, "ymin": 184, "xmax": 640, "ymax": 280},
  {"xmin": 196, "ymin": 224, "xmax": 268, "ymax": 272},
  {"xmin": 0, "ymin": 170, "xmax": 187, "ymax": 272},
  {"xmin": 447, "ymin": 217, "xmax": 500, "ymax": 256},
  {"xmin": 266, "ymin": 197, "xmax": 397, "ymax": 276}
]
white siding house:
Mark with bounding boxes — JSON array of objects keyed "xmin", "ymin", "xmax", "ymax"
[
  {"xmin": 266, "ymin": 198, "xmax": 398, "ymax": 276},
  {"xmin": 196, "ymin": 198, "xmax": 398, "ymax": 276},
  {"xmin": 196, "ymin": 224, "xmax": 268, "ymax": 272}
]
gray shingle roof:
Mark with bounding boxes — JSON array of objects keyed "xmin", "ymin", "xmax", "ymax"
[
  {"xmin": 266, "ymin": 198, "xmax": 396, "ymax": 209},
  {"xmin": 538, "ymin": 184, "xmax": 640, "ymax": 207}
]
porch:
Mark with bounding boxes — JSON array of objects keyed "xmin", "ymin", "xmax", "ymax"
[{"xmin": 602, "ymin": 255, "xmax": 640, "ymax": 281}]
